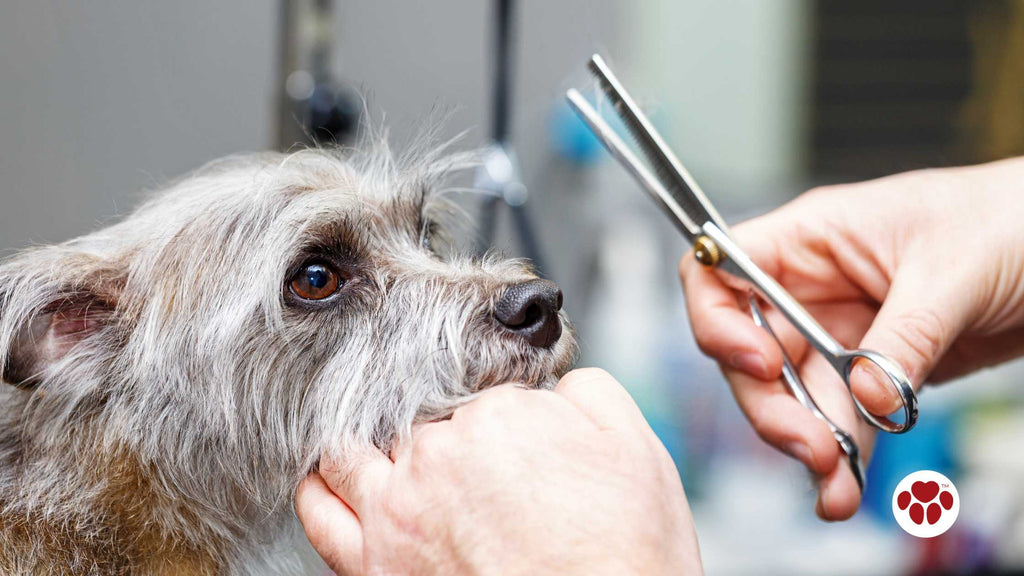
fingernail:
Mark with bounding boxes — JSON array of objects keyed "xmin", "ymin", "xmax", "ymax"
[
  {"xmin": 784, "ymin": 441, "xmax": 814, "ymax": 470},
  {"xmin": 729, "ymin": 352, "xmax": 768, "ymax": 378},
  {"xmin": 851, "ymin": 362, "xmax": 898, "ymax": 414}
]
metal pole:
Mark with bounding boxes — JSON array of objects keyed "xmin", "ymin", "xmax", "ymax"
[
  {"xmin": 276, "ymin": 0, "xmax": 356, "ymax": 150},
  {"xmin": 491, "ymin": 0, "xmax": 513, "ymax": 145},
  {"xmin": 476, "ymin": 0, "xmax": 547, "ymax": 274}
]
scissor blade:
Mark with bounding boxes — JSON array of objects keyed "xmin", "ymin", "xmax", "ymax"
[
  {"xmin": 585, "ymin": 54, "xmax": 730, "ymax": 234},
  {"xmin": 566, "ymin": 89, "xmax": 701, "ymax": 240}
]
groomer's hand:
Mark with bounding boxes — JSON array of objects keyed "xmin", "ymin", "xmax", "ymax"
[
  {"xmin": 295, "ymin": 368, "xmax": 702, "ymax": 575},
  {"xmin": 680, "ymin": 157, "xmax": 1024, "ymax": 521}
]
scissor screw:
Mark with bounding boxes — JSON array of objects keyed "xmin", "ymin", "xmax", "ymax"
[{"xmin": 694, "ymin": 236, "xmax": 722, "ymax": 267}]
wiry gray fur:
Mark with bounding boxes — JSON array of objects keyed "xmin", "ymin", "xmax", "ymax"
[{"xmin": 0, "ymin": 133, "xmax": 577, "ymax": 574}]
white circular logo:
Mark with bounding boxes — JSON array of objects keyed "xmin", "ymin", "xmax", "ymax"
[{"xmin": 891, "ymin": 470, "xmax": 959, "ymax": 538}]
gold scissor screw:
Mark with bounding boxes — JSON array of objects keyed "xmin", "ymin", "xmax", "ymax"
[{"xmin": 693, "ymin": 236, "xmax": 722, "ymax": 267}]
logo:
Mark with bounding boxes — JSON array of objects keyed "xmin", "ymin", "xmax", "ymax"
[{"xmin": 892, "ymin": 470, "xmax": 959, "ymax": 538}]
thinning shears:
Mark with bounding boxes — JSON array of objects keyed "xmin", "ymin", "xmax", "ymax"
[{"xmin": 566, "ymin": 55, "xmax": 918, "ymax": 491}]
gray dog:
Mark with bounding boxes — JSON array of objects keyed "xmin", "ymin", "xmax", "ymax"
[{"xmin": 0, "ymin": 137, "xmax": 577, "ymax": 574}]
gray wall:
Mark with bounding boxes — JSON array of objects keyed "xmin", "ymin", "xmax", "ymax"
[
  {"xmin": 0, "ymin": 0, "xmax": 626, "ymax": 254},
  {"xmin": 0, "ymin": 1, "xmax": 276, "ymax": 252}
]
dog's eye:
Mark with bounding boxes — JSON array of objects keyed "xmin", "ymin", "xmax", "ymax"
[
  {"xmin": 290, "ymin": 262, "xmax": 342, "ymax": 301},
  {"xmin": 421, "ymin": 219, "xmax": 439, "ymax": 253}
]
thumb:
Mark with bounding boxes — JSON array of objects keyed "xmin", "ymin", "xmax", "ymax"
[
  {"xmin": 319, "ymin": 447, "xmax": 393, "ymax": 518},
  {"xmin": 850, "ymin": 264, "xmax": 973, "ymax": 416},
  {"xmin": 296, "ymin": 472, "xmax": 365, "ymax": 575}
]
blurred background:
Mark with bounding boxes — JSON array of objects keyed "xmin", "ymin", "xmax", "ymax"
[{"xmin": 2, "ymin": 1, "xmax": 1024, "ymax": 574}]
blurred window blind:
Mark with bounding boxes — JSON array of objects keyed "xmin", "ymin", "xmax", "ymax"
[{"xmin": 810, "ymin": 0, "xmax": 1024, "ymax": 179}]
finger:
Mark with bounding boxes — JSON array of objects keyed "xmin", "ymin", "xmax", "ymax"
[
  {"xmin": 389, "ymin": 421, "xmax": 435, "ymax": 465},
  {"xmin": 553, "ymin": 368, "xmax": 646, "ymax": 431},
  {"xmin": 679, "ymin": 255, "xmax": 784, "ymax": 380},
  {"xmin": 295, "ymin": 472, "xmax": 364, "ymax": 574},
  {"xmin": 793, "ymin": 353, "xmax": 875, "ymax": 521},
  {"xmin": 816, "ymin": 457, "xmax": 863, "ymax": 521},
  {"xmin": 318, "ymin": 449, "xmax": 393, "ymax": 518},
  {"xmin": 726, "ymin": 354, "xmax": 874, "ymax": 521},
  {"xmin": 453, "ymin": 383, "xmax": 596, "ymax": 441},
  {"xmin": 722, "ymin": 367, "xmax": 839, "ymax": 477},
  {"xmin": 850, "ymin": 262, "xmax": 973, "ymax": 416},
  {"xmin": 393, "ymin": 420, "xmax": 463, "ymax": 483}
]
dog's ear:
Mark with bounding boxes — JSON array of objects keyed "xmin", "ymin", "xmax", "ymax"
[{"xmin": 0, "ymin": 248, "xmax": 125, "ymax": 389}]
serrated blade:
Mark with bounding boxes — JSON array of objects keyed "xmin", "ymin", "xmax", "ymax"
[{"xmin": 584, "ymin": 54, "xmax": 730, "ymax": 236}]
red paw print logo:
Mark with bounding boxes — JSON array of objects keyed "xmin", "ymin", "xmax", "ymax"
[{"xmin": 892, "ymin": 471, "xmax": 959, "ymax": 538}]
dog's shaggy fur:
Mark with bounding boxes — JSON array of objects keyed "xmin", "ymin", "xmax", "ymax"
[{"xmin": 0, "ymin": 137, "xmax": 577, "ymax": 574}]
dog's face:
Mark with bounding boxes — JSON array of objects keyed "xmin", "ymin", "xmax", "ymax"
[{"xmin": 0, "ymin": 144, "xmax": 576, "ymax": 514}]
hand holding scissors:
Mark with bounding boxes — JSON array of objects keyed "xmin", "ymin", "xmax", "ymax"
[{"xmin": 567, "ymin": 55, "xmax": 919, "ymax": 501}]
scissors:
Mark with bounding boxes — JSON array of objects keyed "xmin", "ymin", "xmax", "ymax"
[{"xmin": 566, "ymin": 54, "xmax": 918, "ymax": 491}]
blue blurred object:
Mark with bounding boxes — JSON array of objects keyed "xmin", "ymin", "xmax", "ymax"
[
  {"xmin": 549, "ymin": 99, "xmax": 604, "ymax": 164},
  {"xmin": 862, "ymin": 405, "xmax": 958, "ymax": 524},
  {"xmin": 550, "ymin": 95, "xmax": 675, "ymax": 167}
]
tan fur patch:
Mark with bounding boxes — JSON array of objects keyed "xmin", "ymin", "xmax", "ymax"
[{"xmin": 0, "ymin": 450, "xmax": 222, "ymax": 575}]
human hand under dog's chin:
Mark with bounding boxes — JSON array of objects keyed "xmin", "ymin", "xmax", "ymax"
[
  {"xmin": 296, "ymin": 369, "xmax": 703, "ymax": 576},
  {"xmin": 679, "ymin": 158, "xmax": 1024, "ymax": 520}
]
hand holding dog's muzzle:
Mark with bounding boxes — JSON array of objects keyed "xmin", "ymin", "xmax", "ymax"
[{"xmin": 296, "ymin": 369, "xmax": 704, "ymax": 575}]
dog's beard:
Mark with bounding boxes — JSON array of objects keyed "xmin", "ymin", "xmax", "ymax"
[{"xmin": 303, "ymin": 310, "xmax": 576, "ymax": 457}]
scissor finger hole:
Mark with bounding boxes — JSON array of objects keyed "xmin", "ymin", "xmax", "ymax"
[
  {"xmin": 844, "ymin": 351, "xmax": 918, "ymax": 434},
  {"xmin": 849, "ymin": 357, "xmax": 903, "ymax": 417}
]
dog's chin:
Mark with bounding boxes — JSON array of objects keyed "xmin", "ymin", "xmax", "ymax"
[
  {"xmin": 409, "ymin": 324, "xmax": 577, "ymax": 429},
  {"xmin": 473, "ymin": 330, "xmax": 578, "ymax": 393}
]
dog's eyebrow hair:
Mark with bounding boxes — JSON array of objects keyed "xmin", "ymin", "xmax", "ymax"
[
  {"xmin": 416, "ymin": 183, "xmax": 435, "ymax": 234},
  {"xmin": 300, "ymin": 217, "xmax": 365, "ymax": 259},
  {"xmin": 417, "ymin": 183, "xmax": 431, "ymax": 211}
]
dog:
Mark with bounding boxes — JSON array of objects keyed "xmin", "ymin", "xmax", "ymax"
[{"xmin": 0, "ymin": 136, "xmax": 577, "ymax": 574}]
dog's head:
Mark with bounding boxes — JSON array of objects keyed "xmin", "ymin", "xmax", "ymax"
[{"xmin": 0, "ymin": 141, "xmax": 576, "ymax": 514}]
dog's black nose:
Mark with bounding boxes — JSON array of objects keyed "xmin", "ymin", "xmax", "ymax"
[{"xmin": 494, "ymin": 279, "xmax": 563, "ymax": 348}]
